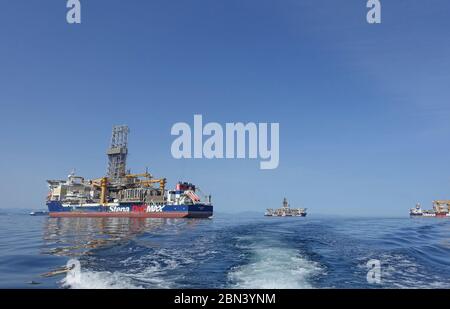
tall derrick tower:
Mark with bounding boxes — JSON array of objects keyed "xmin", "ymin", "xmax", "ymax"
[
  {"xmin": 283, "ymin": 197, "xmax": 289, "ymax": 209},
  {"xmin": 106, "ymin": 125, "xmax": 129, "ymax": 180}
]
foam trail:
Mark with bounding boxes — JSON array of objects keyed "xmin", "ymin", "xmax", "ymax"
[
  {"xmin": 61, "ymin": 259, "xmax": 140, "ymax": 289},
  {"xmin": 228, "ymin": 239, "xmax": 322, "ymax": 289}
]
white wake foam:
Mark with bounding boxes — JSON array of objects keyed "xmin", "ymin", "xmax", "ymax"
[
  {"xmin": 228, "ymin": 239, "xmax": 322, "ymax": 289},
  {"xmin": 61, "ymin": 259, "xmax": 141, "ymax": 289},
  {"xmin": 60, "ymin": 247, "xmax": 196, "ymax": 289}
]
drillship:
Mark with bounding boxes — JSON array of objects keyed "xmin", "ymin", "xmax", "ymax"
[
  {"xmin": 46, "ymin": 126, "xmax": 213, "ymax": 218},
  {"xmin": 410, "ymin": 201, "xmax": 450, "ymax": 217},
  {"xmin": 265, "ymin": 198, "xmax": 307, "ymax": 217}
]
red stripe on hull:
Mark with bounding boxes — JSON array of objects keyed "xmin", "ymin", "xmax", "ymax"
[{"xmin": 49, "ymin": 212, "xmax": 191, "ymax": 218}]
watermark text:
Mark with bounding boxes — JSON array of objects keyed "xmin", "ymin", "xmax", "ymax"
[{"xmin": 171, "ymin": 115, "xmax": 279, "ymax": 170}]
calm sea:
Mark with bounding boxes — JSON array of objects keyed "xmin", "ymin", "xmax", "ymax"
[{"xmin": 0, "ymin": 209, "xmax": 449, "ymax": 288}]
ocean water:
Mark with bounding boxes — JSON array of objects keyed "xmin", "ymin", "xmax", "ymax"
[{"xmin": 0, "ymin": 209, "xmax": 449, "ymax": 289}]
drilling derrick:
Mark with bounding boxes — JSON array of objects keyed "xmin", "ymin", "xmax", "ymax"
[{"xmin": 107, "ymin": 125, "xmax": 129, "ymax": 180}]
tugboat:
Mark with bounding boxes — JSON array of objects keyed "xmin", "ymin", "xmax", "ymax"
[
  {"xmin": 265, "ymin": 198, "xmax": 307, "ymax": 217},
  {"xmin": 409, "ymin": 203, "xmax": 423, "ymax": 216},
  {"xmin": 29, "ymin": 211, "xmax": 49, "ymax": 216}
]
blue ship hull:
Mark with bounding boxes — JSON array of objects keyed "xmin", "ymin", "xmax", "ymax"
[{"xmin": 47, "ymin": 201, "xmax": 213, "ymax": 218}]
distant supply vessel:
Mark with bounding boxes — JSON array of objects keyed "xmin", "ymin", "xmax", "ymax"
[
  {"xmin": 410, "ymin": 201, "xmax": 450, "ymax": 217},
  {"xmin": 46, "ymin": 126, "xmax": 213, "ymax": 218},
  {"xmin": 265, "ymin": 198, "xmax": 307, "ymax": 217}
]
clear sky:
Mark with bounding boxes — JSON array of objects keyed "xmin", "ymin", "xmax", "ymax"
[{"xmin": 1, "ymin": 0, "xmax": 450, "ymax": 215}]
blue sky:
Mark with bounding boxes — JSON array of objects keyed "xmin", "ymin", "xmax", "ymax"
[{"xmin": 1, "ymin": 0, "xmax": 450, "ymax": 215}]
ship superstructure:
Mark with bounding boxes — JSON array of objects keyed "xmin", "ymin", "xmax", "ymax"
[
  {"xmin": 265, "ymin": 198, "xmax": 307, "ymax": 217},
  {"xmin": 410, "ymin": 201, "xmax": 450, "ymax": 217},
  {"xmin": 46, "ymin": 126, "xmax": 213, "ymax": 218}
]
